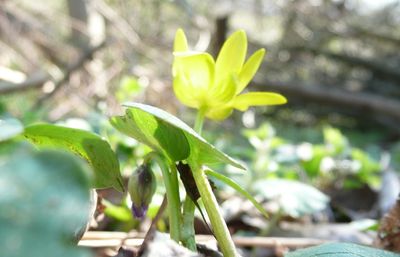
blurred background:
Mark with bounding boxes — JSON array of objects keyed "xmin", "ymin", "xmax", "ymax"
[{"xmin": 1, "ymin": 0, "xmax": 400, "ymax": 256}]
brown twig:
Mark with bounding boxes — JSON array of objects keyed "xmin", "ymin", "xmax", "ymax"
[{"xmin": 80, "ymin": 231, "xmax": 330, "ymax": 249}]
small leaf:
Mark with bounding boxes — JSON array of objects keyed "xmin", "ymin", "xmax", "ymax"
[
  {"xmin": 233, "ymin": 92, "xmax": 287, "ymax": 111},
  {"xmin": 253, "ymin": 179, "xmax": 329, "ymax": 218},
  {"xmin": 23, "ymin": 124, "xmax": 124, "ymax": 192},
  {"xmin": 215, "ymin": 30, "xmax": 247, "ymax": 84},
  {"xmin": 285, "ymin": 242, "xmax": 400, "ymax": 257},
  {"xmin": 110, "ymin": 102, "xmax": 244, "ymax": 169},
  {"xmin": 0, "ymin": 150, "xmax": 92, "ymax": 257},
  {"xmin": 205, "ymin": 169, "xmax": 268, "ymax": 218},
  {"xmin": 238, "ymin": 48, "xmax": 265, "ymax": 93},
  {"xmin": 0, "ymin": 117, "xmax": 23, "ymax": 142}
]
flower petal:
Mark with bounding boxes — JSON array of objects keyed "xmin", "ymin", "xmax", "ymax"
[
  {"xmin": 208, "ymin": 74, "xmax": 237, "ymax": 107},
  {"xmin": 174, "ymin": 29, "xmax": 188, "ymax": 52},
  {"xmin": 206, "ymin": 107, "xmax": 233, "ymax": 121},
  {"xmin": 233, "ymin": 92, "xmax": 287, "ymax": 111},
  {"xmin": 215, "ymin": 30, "xmax": 247, "ymax": 84},
  {"xmin": 173, "ymin": 52, "xmax": 215, "ymax": 108},
  {"xmin": 237, "ymin": 48, "xmax": 265, "ymax": 93},
  {"xmin": 173, "ymin": 73, "xmax": 201, "ymax": 108}
]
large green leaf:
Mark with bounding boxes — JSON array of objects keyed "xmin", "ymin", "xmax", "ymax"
[
  {"xmin": 0, "ymin": 150, "xmax": 92, "ymax": 257},
  {"xmin": 110, "ymin": 102, "xmax": 244, "ymax": 169},
  {"xmin": 285, "ymin": 243, "xmax": 400, "ymax": 257},
  {"xmin": 253, "ymin": 179, "xmax": 329, "ymax": 218},
  {"xmin": 23, "ymin": 124, "xmax": 124, "ymax": 192},
  {"xmin": 0, "ymin": 117, "xmax": 23, "ymax": 142}
]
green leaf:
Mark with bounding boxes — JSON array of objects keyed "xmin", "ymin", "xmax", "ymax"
[
  {"xmin": 323, "ymin": 126, "xmax": 348, "ymax": 154},
  {"xmin": 253, "ymin": 179, "xmax": 329, "ymax": 218},
  {"xmin": 205, "ymin": 169, "xmax": 268, "ymax": 218},
  {"xmin": 23, "ymin": 124, "xmax": 124, "ymax": 192},
  {"xmin": 238, "ymin": 48, "xmax": 265, "ymax": 93},
  {"xmin": 0, "ymin": 150, "xmax": 92, "ymax": 257},
  {"xmin": 0, "ymin": 117, "xmax": 23, "ymax": 142},
  {"xmin": 233, "ymin": 92, "xmax": 287, "ymax": 111},
  {"xmin": 285, "ymin": 242, "xmax": 400, "ymax": 257},
  {"xmin": 110, "ymin": 102, "xmax": 244, "ymax": 169}
]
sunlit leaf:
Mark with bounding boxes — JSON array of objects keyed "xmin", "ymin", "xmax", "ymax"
[
  {"xmin": 285, "ymin": 242, "xmax": 399, "ymax": 257},
  {"xmin": 0, "ymin": 150, "xmax": 92, "ymax": 257},
  {"xmin": 253, "ymin": 179, "xmax": 329, "ymax": 217},
  {"xmin": 110, "ymin": 102, "xmax": 244, "ymax": 169},
  {"xmin": 23, "ymin": 124, "xmax": 124, "ymax": 192}
]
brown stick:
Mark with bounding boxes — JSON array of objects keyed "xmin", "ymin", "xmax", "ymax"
[
  {"xmin": 253, "ymin": 78, "xmax": 400, "ymax": 125},
  {"xmin": 0, "ymin": 41, "xmax": 106, "ymax": 96},
  {"xmin": 80, "ymin": 231, "xmax": 330, "ymax": 249}
]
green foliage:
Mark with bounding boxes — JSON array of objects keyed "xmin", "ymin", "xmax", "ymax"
[
  {"xmin": 240, "ymin": 122, "xmax": 381, "ymax": 188},
  {"xmin": 253, "ymin": 179, "xmax": 329, "ymax": 218},
  {"xmin": 205, "ymin": 169, "xmax": 269, "ymax": 218},
  {"xmin": 285, "ymin": 243, "xmax": 400, "ymax": 257},
  {"xmin": 110, "ymin": 102, "xmax": 244, "ymax": 168},
  {"xmin": 116, "ymin": 76, "xmax": 146, "ymax": 102},
  {"xmin": 23, "ymin": 124, "xmax": 124, "ymax": 192},
  {"xmin": 0, "ymin": 149, "xmax": 92, "ymax": 257}
]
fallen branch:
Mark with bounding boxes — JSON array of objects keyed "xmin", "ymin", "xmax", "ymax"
[
  {"xmin": 252, "ymin": 78, "xmax": 400, "ymax": 125},
  {"xmin": 0, "ymin": 41, "xmax": 106, "ymax": 96},
  {"xmin": 289, "ymin": 46, "xmax": 400, "ymax": 83},
  {"xmin": 79, "ymin": 231, "xmax": 329, "ymax": 249}
]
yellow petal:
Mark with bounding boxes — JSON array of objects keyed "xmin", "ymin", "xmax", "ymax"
[
  {"xmin": 233, "ymin": 92, "xmax": 287, "ymax": 111},
  {"xmin": 173, "ymin": 73, "xmax": 201, "ymax": 108},
  {"xmin": 174, "ymin": 29, "xmax": 188, "ymax": 52},
  {"xmin": 173, "ymin": 53, "xmax": 215, "ymax": 108},
  {"xmin": 206, "ymin": 107, "xmax": 233, "ymax": 121},
  {"xmin": 208, "ymin": 74, "xmax": 237, "ymax": 107},
  {"xmin": 237, "ymin": 49, "xmax": 265, "ymax": 93},
  {"xmin": 215, "ymin": 30, "xmax": 247, "ymax": 84}
]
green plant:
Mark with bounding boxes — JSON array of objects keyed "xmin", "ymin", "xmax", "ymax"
[{"xmin": 110, "ymin": 29, "xmax": 286, "ymax": 257}]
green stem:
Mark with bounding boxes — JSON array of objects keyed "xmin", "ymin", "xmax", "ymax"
[
  {"xmin": 194, "ymin": 108, "xmax": 205, "ymax": 135},
  {"xmin": 181, "ymin": 197, "xmax": 197, "ymax": 250},
  {"xmin": 181, "ymin": 109, "xmax": 206, "ymax": 250},
  {"xmin": 147, "ymin": 152, "xmax": 181, "ymax": 242},
  {"xmin": 190, "ymin": 161, "xmax": 238, "ymax": 257}
]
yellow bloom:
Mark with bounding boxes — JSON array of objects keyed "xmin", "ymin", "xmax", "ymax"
[{"xmin": 172, "ymin": 29, "xmax": 287, "ymax": 120}]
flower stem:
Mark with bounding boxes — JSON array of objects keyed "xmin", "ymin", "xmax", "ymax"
[
  {"xmin": 147, "ymin": 152, "xmax": 181, "ymax": 242},
  {"xmin": 181, "ymin": 109, "xmax": 205, "ymax": 250},
  {"xmin": 190, "ymin": 161, "xmax": 238, "ymax": 257}
]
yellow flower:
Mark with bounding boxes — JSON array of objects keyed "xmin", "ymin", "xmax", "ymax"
[{"xmin": 172, "ymin": 29, "xmax": 287, "ymax": 120}]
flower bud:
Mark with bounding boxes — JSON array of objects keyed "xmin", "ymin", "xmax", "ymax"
[{"xmin": 128, "ymin": 164, "xmax": 156, "ymax": 218}]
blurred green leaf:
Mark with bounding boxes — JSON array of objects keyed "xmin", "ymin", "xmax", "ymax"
[
  {"xmin": 0, "ymin": 117, "xmax": 23, "ymax": 142},
  {"xmin": 110, "ymin": 102, "xmax": 244, "ymax": 169},
  {"xmin": 0, "ymin": 150, "xmax": 92, "ymax": 257},
  {"xmin": 285, "ymin": 242, "xmax": 399, "ymax": 257},
  {"xmin": 103, "ymin": 199, "xmax": 132, "ymax": 222},
  {"xmin": 23, "ymin": 124, "xmax": 124, "ymax": 192},
  {"xmin": 253, "ymin": 179, "xmax": 329, "ymax": 217},
  {"xmin": 116, "ymin": 76, "xmax": 146, "ymax": 102},
  {"xmin": 323, "ymin": 126, "xmax": 348, "ymax": 154}
]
